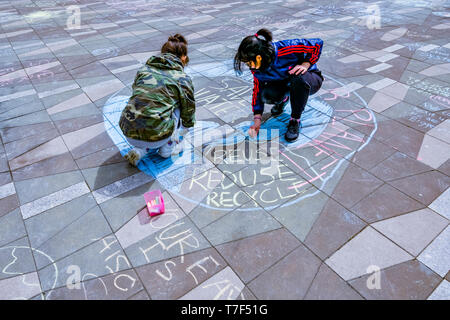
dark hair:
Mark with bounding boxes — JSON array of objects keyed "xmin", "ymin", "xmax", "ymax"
[
  {"xmin": 234, "ymin": 28, "xmax": 274, "ymax": 74},
  {"xmin": 161, "ymin": 34, "xmax": 189, "ymax": 65}
]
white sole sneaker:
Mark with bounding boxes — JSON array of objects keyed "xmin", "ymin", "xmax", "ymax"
[{"xmin": 124, "ymin": 148, "xmax": 145, "ymax": 166}]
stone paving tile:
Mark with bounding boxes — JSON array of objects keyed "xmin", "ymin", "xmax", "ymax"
[
  {"xmin": 45, "ymin": 269, "xmax": 144, "ymax": 300},
  {"xmin": 369, "ymin": 151, "xmax": 433, "ymax": 182},
  {"xmin": 350, "ymin": 183, "xmax": 425, "ymax": 223},
  {"xmin": 270, "ymin": 186, "xmax": 329, "ymax": 241},
  {"xmin": 305, "ymin": 198, "xmax": 366, "ymax": 260},
  {"xmin": 215, "ymin": 228, "xmax": 300, "ymax": 284},
  {"xmin": 329, "ymin": 162, "xmax": 384, "ymax": 209},
  {"xmin": 372, "ymin": 208, "xmax": 448, "ymax": 257},
  {"xmin": 0, "ymin": 272, "xmax": 42, "ymax": 300},
  {"xmin": 0, "ymin": 237, "xmax": 36, "ymax": 281},
  {"xmin": 325, "ymin": 227, "xmax": 413, "ymax": 281},
  {"xmin": 38, "ymin": 234, "xmax": 130, "ymax": 292},
  {"xmin": 14, "ymin": 170, "xmax": 84, "ymax": 205},
  {"xmin": 124, "ymin": 216, "xmax": 211, "ymax": 268},
  {"xmin": 25, "ymin": 194, "xmax": 97, "ymax": 249},
  {"xmin": 0, "ymin": 0, "xmax": 448, "ymax": 301},
  {"xmin": 11, "ymin": 152, "xmax": 79, "ymax": 182},
  {"xmin": 427, "ymin": 280, "xmax": 450, "ymax": 300},
  {"xmin": 350, "ymin": 138, "xmax": 396, "ymax": 171},
  {"xmin": 136, "ymin": 247, "xmax": 226, "ymax": 300},
  {"xmin": 201, "ymin": 201, "xmax": 282, "ymax": 246},
  {"xmin": 0, "ymin": 193, "xmax": 19, "ymax": 218},
  {"xmin": 82, "ymin": 162, "xmax": 140, "ymax": 191},
  {"xmin": 115, "ymin": 192, "xmax": 185, "ymax": 250},
  {"xmin": 418, "ymin": 226, "xmax": 450, "ymax": 278},
  {"xmin": 429, "ymin": 187, "xmax": 450, "ymax": 220},
  {"xmin": 180, "ymin": 266, "xmax": 245, "ymax": 300},
  {"xmin": 20, "ymin": 181, "xmax": 90, "ymax": 219},
  {"xmin": 0, "ymin": 209, "xmax": 26, "ymax": 247},
  {"xmin": 33, "ymin": 205, "xmax": 112, "ymax": 269},
  {"xmin": 304, "ymin": 263, "xmax": 363, "ymax": 300},
  {"xmin": 99, "ymin": 179, "xmax": 163, "ymax": 232},
  {"xmin": 389, "ymin": 171, "xmax": 450, "ymax": 206},
  {"xmin": 248, "ymin": 244, "xmax": 322, "ymax": 300},
  {"xmin": 418, "ymin": 134, "xmax": 450, "ymax": 169},
  {"xmin": 349, "ymin": 260, "xmax": 442, "ymax": 300},
  {"xmin": 128, "ymin": 290, "xmax": 151, "ymax": 300}
]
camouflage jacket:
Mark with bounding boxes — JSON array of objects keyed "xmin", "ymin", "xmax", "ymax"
[{"xmin": 119, "ymin": 53, "xmax": 195, "ymax": 142}]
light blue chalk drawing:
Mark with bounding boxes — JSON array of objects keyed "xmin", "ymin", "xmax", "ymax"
[{"xmin": 102, "ymin": 56, "xmax": 377, "ymax": 211}]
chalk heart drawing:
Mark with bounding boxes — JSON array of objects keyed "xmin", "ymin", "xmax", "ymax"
[{"xmin": 103, "ymin": 58, "xmax": 377, "ymax": 212}]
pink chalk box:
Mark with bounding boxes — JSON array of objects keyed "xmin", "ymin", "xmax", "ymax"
[{"xmin": 144, "ymin": 190, "xmax": 165, "ymax": 217}]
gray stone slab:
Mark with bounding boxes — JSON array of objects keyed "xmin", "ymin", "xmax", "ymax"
[
  {"xmin": 100, "ymin": 179, "xmax": 163, "ymax": 232},
  {"xmin": 372, "ymin": 208, "xmax": 449, "ymax": 256},
  {"xmin": 0, "ymin": 209, "xmax": 26, "ymax": 247},
  {"xmin": 15, "ymin": 170, "xmax": 84, "ymax": 205},
  {"xmin": 418, "ymin": 226, "xmax": 450, "ymax": 277},
  {"xmin": 82, "ymin": 162, "xmax": 141, "ymax": 191},
  {"xmin": 0, "ymin": 272, "xmax": 42, "ymax": 300},
  {"xmin": 0, "ymin": 237, "xmax": 36, "ymax": 280},
  {"xmin": 124, "ymin": 216, "xmax": 211, "ymax": 268},
  {"xmin": 34, "ymin": 205, "xmax": 112, "ymax": 269},
  {"xmin": 429, "ymin": 187, "xmax": 450, "ymax": 220},
  {"xmin": 325, "ymin": 227, "xmax": 413, "ymax": 281},
  {"xmin": 25, "ymin": 194, "xmax": 98, "ymax": 249},
  {"xmin": 201, "ymin": 201, "xmax": 282, "ymax": 246},
  {"xmin": 428, "ymin": 280, "xmax": 450, "ymax": 300},
  {"xmin": 271, "ymin": 185, "xmax": 329, "ymax": 241},
  {"xmin": 38, "ymin": 234, "xmax": 130, "ymax": 292}
]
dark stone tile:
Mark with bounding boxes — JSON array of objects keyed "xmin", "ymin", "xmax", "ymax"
[
  {"xmin": 248, "ymin": 244, "xmax": 321, "ymax": 300},
  {"xmin": 351, "ymin": 139, "xmax": 396, "ymax": 171},
  {"xmin": 11, "ymin": 152, "xmax": 78, "ymax": 182},
  {"xmin": 128, "ymin": 290, "xmax": 151, "ymax": 300},
  {"xmin": 45, "ymin": 269, "xmax": 144, "ymax": 300},
  {"xmin": 76, "ymin": 146, "xmax": 126, "ymax": 169},
  {"xmin": 136, "ymin": 247, "xmax": 226, "ymax": 300},
  {"xmin": 389, "ymin": 171, "xmax": 450, "ymax": 205},
  {"xmin": 4, "ymin": 127, "xmax": 60, "ymax": 161},
  {"xmin": 304, "ymin": 263, "xmax": 363, "ymax": 300},
  {"xmin": 0, "ymin": 194, "xmax": 19, "ymax": 218},
  {"xmin": 0, "ymin": 122, "xmax": 56, "ymax": 144},
  {"xmin": 369, "ymin": 152, "xmax": 432, "ymax": 182},
  {"xmin": 304, "ymin": 198, "xmax": 366, "ymax": 260},
  {"xmin": 53, "ymin": 114, "xmax": 104, "ymax": 135},
  {"xmin": 216, "ymin": 228, "xmax": 300, "ymax": 283},
  {"xmin": 351, "ymin": 183, "xmax": 425, "ymax": 223},
  {"xmin": 437, "ymin": 159, "xmax": 450, "ymax": 177},
  {"xmin": 348, "ymin": 260, "xmax": 442, "ymax": 300},
  {"xmin": 330, "ymin": 163, "xmax": 383, "ymax": 209}
]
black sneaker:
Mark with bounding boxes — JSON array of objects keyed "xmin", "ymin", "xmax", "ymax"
[
  {"xmin": 285, "ymin": 119, "xmax": 300, "ymax": 142},
  {"xmin": 271, "ymin": 96, "xmax": 289, "ymax": 116}
]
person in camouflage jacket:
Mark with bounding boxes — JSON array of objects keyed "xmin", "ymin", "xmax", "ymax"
[{"xmin": 119, "ymin": 34, "xmax": 195, "ymax": 164}]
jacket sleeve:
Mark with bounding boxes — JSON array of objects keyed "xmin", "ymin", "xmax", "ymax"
[
  {"xmin": 277, "ymin": 38, "xmax": 323, "ymax": 66},
  {"xmin": 252, "ymin": 73, "xmax": 264, "ymax": 115},
  {"xmin": 178, "ymin": 76, "xmax": 196, "ymax": 128}
]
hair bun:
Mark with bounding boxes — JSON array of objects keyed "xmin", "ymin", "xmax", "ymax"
[{"xmin": 168, "ymin": 34, "xmax": 187, "ymax": 44}]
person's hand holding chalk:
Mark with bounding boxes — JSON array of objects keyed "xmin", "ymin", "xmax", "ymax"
[{"xmin": 248, "ymin": 115, "xmax": 262, "ymax": 138}]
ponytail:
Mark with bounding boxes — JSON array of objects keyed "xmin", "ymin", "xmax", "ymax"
[
  {"xmin": 255, "ymin": 28, "xmax": 273, "ymax": 42},
  {"xmin": 234, "ymin": 28, "xmax": 275, "ymax": 74}
]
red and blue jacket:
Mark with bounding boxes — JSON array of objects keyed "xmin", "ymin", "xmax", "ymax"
[{"xmin": 251, "ymin": 38, "xmax": 323, "ymax": 115}]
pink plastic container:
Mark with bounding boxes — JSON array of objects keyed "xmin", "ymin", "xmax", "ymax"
[{"xmin": 144, "ymin": 190, "xmax": 165, "ymax": 217}]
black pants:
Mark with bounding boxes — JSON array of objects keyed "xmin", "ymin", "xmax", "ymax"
[{"xmin": 260, "ymin": 71, "xmax": 324, "ymax": 119}]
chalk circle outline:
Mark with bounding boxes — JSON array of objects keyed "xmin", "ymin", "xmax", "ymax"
[{"xmin": 103, "ymin": 66, "xmax": 377, "ymax": 212}]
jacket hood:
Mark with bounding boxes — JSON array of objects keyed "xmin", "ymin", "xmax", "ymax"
[{"xmin": 145, "ymin": 53, "xmax": 183, "ymax": 71}]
